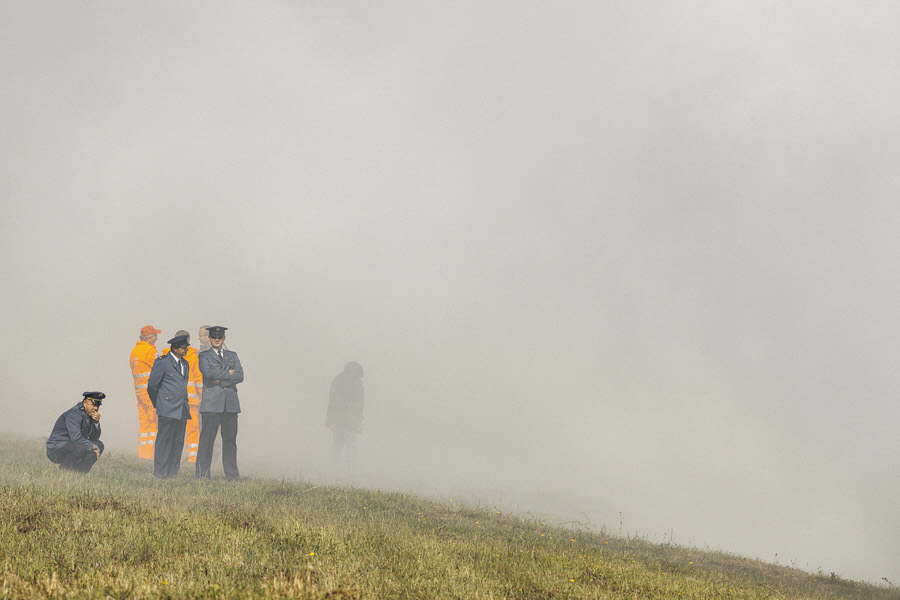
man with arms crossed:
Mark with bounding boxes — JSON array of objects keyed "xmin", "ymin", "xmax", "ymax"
[{"xmin": 197, "ymin": 326, "xmax": 244, "ymax": 481}]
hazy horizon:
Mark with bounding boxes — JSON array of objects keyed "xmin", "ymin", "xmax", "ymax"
[{"xmin": 2, "ymin": 2, "xmax": 899, "ymax": 585}]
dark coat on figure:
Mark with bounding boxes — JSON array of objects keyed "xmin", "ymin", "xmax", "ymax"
[
  {"xmin": 147, "ymin": 352, "xmax": 192, "ymax": 420},
  {"xmin": 326, "ymin": 368, "xmax": 364, "ymax": 431},
  {"xmin": 198, "ymin": 348, "xmax": 243, "ymax": 413},
  {"xmin": 46, "ymin": 403, "xmax": 101, "ymax": 453}
]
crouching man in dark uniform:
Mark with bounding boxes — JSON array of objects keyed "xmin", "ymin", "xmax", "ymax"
[{"xmin": 46, "ymin": 391, "xmax": 105, "ymax": 473}]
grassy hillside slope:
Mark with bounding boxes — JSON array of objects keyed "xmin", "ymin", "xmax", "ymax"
[{"xmin": 0, "ymin": 435, "xmax": 894, "ymax": 599}]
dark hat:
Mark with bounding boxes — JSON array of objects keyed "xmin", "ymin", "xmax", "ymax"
[
  {"xmin": 83, "ymin": 391, "xmax": 105, "ymax": 404},
  {"xmin": 167, "ymin": 334, "xmax": 190, "ymax": 348},
  {"xmin": 207, "ymin": 326, "xmax": 228, "ymax": 339},
  {"xmin": 345, "ymin": 361, "xmax": 364, "ymax": 377}
]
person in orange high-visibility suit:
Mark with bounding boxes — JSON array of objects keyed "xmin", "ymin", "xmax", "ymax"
[
  {"xmin": 161, "ymin": 329, "xmax": 203, "ymax": 463},
  {"xmin": 129, "ymin": 325, "xmax": 160, "ymax": 459}
]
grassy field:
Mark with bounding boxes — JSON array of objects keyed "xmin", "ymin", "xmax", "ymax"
[{"xmin": 0, "ymin": 435, "xmax": 894, "ymax": 600}]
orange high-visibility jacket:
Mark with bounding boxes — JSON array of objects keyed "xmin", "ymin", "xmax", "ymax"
[
  {"xmin": 130, "ymin": 340, "xmax": 158, "ymax": 398},
  {"xmin": 130, "ymin": 340, "xmax": 159, "ymax": 459}
]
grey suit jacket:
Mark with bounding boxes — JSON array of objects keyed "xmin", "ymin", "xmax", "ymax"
[
  {"xmin": 147, "ymin": 353, "xmax": 192, "ymax": 420},
  {"xmin": 198, "ymin": 348, "xmax": 243, "ymax": 413},
  {"xmin": 46, "ymin": 403, "xmax": 101, "ymax": 453}
]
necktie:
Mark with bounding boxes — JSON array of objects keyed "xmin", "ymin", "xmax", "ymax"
[{"xmin": 218, "ymin": 350, "xmax": 223, "ymax": 360}]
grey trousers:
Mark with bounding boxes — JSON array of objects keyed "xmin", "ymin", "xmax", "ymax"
[{"xmin": 196, "ymin": 411, "xmax": 239, "ymax": 480}]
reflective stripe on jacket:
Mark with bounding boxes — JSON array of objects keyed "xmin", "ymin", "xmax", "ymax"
[{"xmin": 130, "ymin": 341, "xmax": 158, "ymax": 393}]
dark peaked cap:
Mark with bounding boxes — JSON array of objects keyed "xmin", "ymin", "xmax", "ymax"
[
  {"xmin": 167, "ymin": 334, "xmax": 190, "ymax": 347},
  {"xmin": 207, "ymin": 326, "xmax": 227, "ymax": 338},
  {"xmin": 83, "ymin": 391, "xmax": 105, "ymax": 403}
]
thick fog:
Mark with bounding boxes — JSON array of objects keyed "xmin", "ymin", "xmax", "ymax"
[{"xmin": 2, "ymin": 1, "xmax": 899, "ymax": 585}]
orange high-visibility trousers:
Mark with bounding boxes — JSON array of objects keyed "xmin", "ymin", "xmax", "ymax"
[
  {"xmin": 185, "ymin": 405, "xmax": 200, "ymax": 462},
  {"xmin": 130, "ymin": 340, "xmax": 159, "ymax": 460},
  {"xmin": 136, "ymin": 391, "xmax": 157, "ymax": 459},
  {"xmin": 185, "ymin": 346, "xmax": 202, "ymax": 462}
]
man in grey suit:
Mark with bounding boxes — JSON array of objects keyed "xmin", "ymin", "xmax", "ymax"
[
  {"xmin": 148, "ymin": 333, "xmax": 192, "ymax": 479},
  {"xmin": 196, "ymin": 325, "xmax": 244, "ymax": 480}
]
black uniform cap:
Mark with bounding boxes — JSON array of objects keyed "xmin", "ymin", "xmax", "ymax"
[
  {"xmin": 207, "ymin": 326, "xmax": 228, "ymax": 339},
  {"xmin": 83, "ymin": 391, "xmax": 105, "ymax": 404},
  {"xmin": 167, "ymin": 334, "xmax": 190, "ymax": 348}
]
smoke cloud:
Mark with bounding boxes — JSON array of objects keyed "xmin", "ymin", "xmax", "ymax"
[{"xmin": 2, "ymin": 2, "xmax": 899, "ymax": 584}]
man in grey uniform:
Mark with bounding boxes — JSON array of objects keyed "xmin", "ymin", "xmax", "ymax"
[
  {"xmin": 196, "ymin": 325, "xmax": 244, "ymax": 480},
  {"xmin": 148, "ymin": 333, "xmax": 192, "ymax": 479},
  {"xmin": 46, "ymin": 391, "xmax": 105, "ymax": 473}
]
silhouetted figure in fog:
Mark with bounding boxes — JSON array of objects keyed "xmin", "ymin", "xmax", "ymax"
[
  {"xmin": 326, "ymin": 361, "xmax": 364, "ymax": 472},
  {"xmin": 196, "ymin": 326, "xmax": 244, "ymax": 481},
  {"xmin": 46, "ymin": 392, "xmax": 105, "ymax": 473}
]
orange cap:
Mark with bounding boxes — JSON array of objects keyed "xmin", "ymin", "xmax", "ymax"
[{"xmin": 141, "ymin": 325, "xmax": 161, "ymax": 336}]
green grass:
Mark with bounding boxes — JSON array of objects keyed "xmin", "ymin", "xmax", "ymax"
[{"xmin": 0, "ymin": 435, "xmax": 893, "ymax": 599}]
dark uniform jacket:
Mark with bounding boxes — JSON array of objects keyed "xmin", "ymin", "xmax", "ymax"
[
  {"xmin": 147, "ymin": 352, "xmax": 192, "ymax": 420},
  {"xmin": 46, "ymin": 403, "xmax": 101, "ymax": 453},
  {"xmin": 325, "ymin": 370, "xmax": 364, "ymax": 431},
  {"xmin": 198, "ymin": 348, "xmax": 243, "ymax": 413}
]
